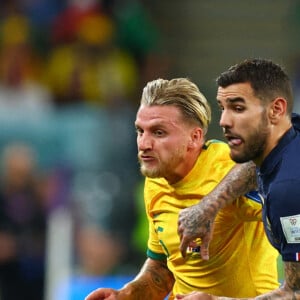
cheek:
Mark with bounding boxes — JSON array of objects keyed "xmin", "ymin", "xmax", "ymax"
[
  {"xmin": 158, "ymin": 139, "xmax": 184, "ymax": 158},
  {"xmin": 168, "ymin": 136, "xmax": 188, "ymax": 150},
  {"xmin": 236, "ymin": 114, "xmax": 257, "ymax": 131}
]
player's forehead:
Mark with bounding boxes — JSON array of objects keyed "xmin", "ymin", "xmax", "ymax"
[
  {"xmin": 135, "ymin": 105, "xmax": 182, "ymax": 127},
  {"xmin": 217, "ymin": 82, "xmax": 255, "ymax": 104}
]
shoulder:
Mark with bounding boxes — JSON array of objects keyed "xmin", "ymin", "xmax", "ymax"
[
  {"xmin": 279, "ymin": 137, "xmax": 300, "ymax": 179},
  {"xmin": 203, "ymin": 139, "xmax": 229, "ymax": 150},
  {"xmin": 202, "ymin": 139, "xmax": 230, "ymax": 159},
  {"xmin": 144, "ymin": 177, "xmax": 169, "ymax": 201},
  {"xmin": 268, "ymin": 178, "xmax": 300, "ymax": 217},
  {"xmin": 201, "ymin": 139, "xmax": 234, "ymax": 169}
]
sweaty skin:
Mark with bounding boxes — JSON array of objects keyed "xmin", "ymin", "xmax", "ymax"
[{"xmin": 178, "ymin": 161, "xmax": 257, "ymax": 258}]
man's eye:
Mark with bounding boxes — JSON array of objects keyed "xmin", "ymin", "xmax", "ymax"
[
  {"xmin": 136, "ymin": 128, "xmax": 143, "ymax": 135},
  {"xmin": 155, "ymin": 130, "xmax": 164, "ymax": 137},
  {"xmin": 234, "ymin": 106, "xmax": 244, "ymax": 112}
]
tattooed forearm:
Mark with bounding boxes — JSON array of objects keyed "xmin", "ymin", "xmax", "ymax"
[
  {"xmin": 180, "ymin": 162, "xmax": 256, "ymax": 227},
  {"xmin": 178, "ymin": 161, "xmax": 257, "ymax": 257},
  {"xmin": 121, "ymin": 258, "xmax": 174, "ymax": 300},
  {"xmin": 200, "ymin": 161, "xmax": 257, "ymax": 214},
  {"xmin": 284, "ymin": 261, "xmax": 300, "ymax": 290}
]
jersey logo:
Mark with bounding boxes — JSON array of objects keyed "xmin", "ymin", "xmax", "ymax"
[
  {"xmin": 280, "ymin": 214, "xmax": 300, "ymax": 243},
  {"xmin": 187, "ymin": 246, "xmax": 201, "ymax": 253},
  {"xmin": 186, "ymin": 238, "xmax": 202, "ymax": 258}
]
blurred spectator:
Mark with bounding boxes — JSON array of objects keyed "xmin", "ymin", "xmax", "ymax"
[
  {"xmin": 19, "ymin": 0, "xmax": 67, "ymax": 55},
  {"xmin": 0, "ymin": 11, "xmax": 53, "ymax": 117},
  {"xmin": 0, "ymin": 142, "xmax": 48, "ymax": 300},
  {"xmin": 44, "ymin": 9, "xmax": 138, "ymax": 108},
  {"xmin": 51, "ymin": 0, "xmax": 101, "ymax": 45},
  {"xmin": 70, "ymin": 164, "xmax": 141, "ymax": 276},
  {"xmin": 111, "ymin": 0, "xmax": 170, "ymax": 95},
  {"xmin": 75, "ymin": 225, "xmax": 124, "ymax": 276},
  {"xmin": 0, "ymin": 1, "xmax": 166, "ymax": 296}
]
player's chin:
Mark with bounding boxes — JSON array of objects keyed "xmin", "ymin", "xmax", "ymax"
[
  {"xmin": 229, "ymin": 148, "xmax": 248, "ymax": 164},
  {"xmin": 140, "ymin": 165, "xmax": 160, "ymax": 178}
]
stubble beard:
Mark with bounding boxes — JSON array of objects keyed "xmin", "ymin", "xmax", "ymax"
[
  {"xmin": 231, "ymin": 113, "xmax": 270, "ymax": 163},
  {"xmin": 140, "ymin": 162, "xmax": 163, "ymax": 178},
  {"xmin": 139, "ymin": 147, "xmax": 186, "ymax": 179}
]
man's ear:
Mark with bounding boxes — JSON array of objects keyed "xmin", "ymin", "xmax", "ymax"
[
  {"xmin": 189, "ymin": 127, "xmax": 203, "ymax": 148},
  {"xmin": 269, "ymin": 97, "xmax": 287, "ymax": 124}
]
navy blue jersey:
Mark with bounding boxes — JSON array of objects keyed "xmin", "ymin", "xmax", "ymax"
[{"xmin": 257, "ymin": 113, "xmax": 300, "ymax": 262}]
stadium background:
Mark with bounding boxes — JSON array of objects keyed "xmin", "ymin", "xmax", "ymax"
[{"xmin": 0, "ymin": 1, "xmax": 296, "ymax": 299}]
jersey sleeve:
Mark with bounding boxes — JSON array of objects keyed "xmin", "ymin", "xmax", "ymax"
[
  {"xmin": 144, "ymin": 179, "xmax": 167, "ymax": 261},
  {"xmin": 146, "ymin": 212, "xmax": 167, "ymax": 261},
  {"xmin": 268, "ymin": 180, "xmax": 300, "ymax": 262}
]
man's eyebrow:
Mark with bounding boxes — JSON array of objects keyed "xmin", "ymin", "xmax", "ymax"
[
  {"xmin": 217, "ymin": 97, "xmax": 245, "ymax": 105},
  {"xmin": 226, "ymin": 97, "xmax": 245, "ymax": 104}
]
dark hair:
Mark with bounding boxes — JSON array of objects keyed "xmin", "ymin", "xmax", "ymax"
[{"xmin": 216, "ymin": 58, "xmax": 294, "ymax": 115}]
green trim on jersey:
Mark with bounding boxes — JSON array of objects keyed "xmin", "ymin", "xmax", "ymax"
[{"xmin": 147, "ymin": 248, "xmax": 167, "ymax": 261}]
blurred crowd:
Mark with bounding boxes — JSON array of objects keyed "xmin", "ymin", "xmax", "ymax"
[
  {"xmin": 2, "ymin": 1, "xmax": 300, "ymax": 300},
  {"xmin": 0, "ymin": 0, "xmax": 169, "ymax": 111},
  {"xmin": 0, "ymin": 0, "xmax": 169, "ymax": 299}
]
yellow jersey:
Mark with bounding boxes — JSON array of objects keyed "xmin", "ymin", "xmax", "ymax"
[{"xmin": 144, "ymin": 140, "xmax": 279, "ymax": 299}]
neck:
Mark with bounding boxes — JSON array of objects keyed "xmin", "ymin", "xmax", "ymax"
[{"xmin": 166, "ymin": 148, "xmax": 203, "ymax": 185}]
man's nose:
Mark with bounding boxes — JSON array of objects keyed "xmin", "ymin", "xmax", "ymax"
[
  {"xmin": 137, "ymin": 133, "xmax": 152, "ymax": 150},
  {"xmin": 219, "ymin": 110, "xmax": 231, "ymax": 128}
]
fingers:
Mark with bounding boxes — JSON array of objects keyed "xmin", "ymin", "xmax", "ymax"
[
  {"xmin": 175, "ymin": 294, "xmax": 185, "ymax": 299},
  {"xmin": 179, "ymin": 224, "xmax": 211, "ymax": 260},
  {"xmin": 179, "ymin": 236, "xmax": 188, "ymax": 258},
  {"xmin": 178, "ymin": 206, "xmax": 213, "ymax": 260},
  {"xmin": 177, "ymin": 211, "xmax": 185, "ymax": 236},
  {"xmin": 178, "ymin": 213, "xmax": 188, "ymax": 257},
  {"xmin": 200, "ymin": 222, "xmax": 214, "ymax": 260},
  {"xmin": 180, "ymin": 236, "xmax": 210, "ymax": 260},
  {"xmin": 199, "ymin": 234, "xmax": 210, "ymax": 261},
  {"xmin": 175, "ymin": 291, "xmax": 199, "ymax": 300},
  {"xmin": 85, "ymin": 288, "xmax": 115, "ymax": 300},
  {"xmin": 85, "ymin": 290, "xmax": 102, "ymax": 300}
]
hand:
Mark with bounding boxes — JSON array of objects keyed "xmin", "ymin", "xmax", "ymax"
[
  {"xmin": 175, "ymin": 291, "xmax": 217, "ymax": 300},
  {"xmin": 85, "ymin": 288, "xmax": 119, "ymax": 300},
  {"xmin": 178, "ymin": 203, "xmax": 215, "ymax": 259}
]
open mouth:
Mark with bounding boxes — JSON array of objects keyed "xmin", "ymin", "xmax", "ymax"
[
  {"xmin": 141, "ymin": 155, "xmax": 155, "ymax": 162},
  {"xmin": 139, "ymin": 152, "xmax": 156, "ymax": 162},
  {"xmin": 224, "ymin": 134, "xmax": 243, "ymax": 147}
]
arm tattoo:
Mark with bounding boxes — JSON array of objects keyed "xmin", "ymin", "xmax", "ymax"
[
  {"xmin": 121, "ymin": 259, "xmax": 174, "ymax": 299},
  {"xmin": 284, "ymin": 261, "xmax": 300, "ymax": 290},
  {"xmin": 201, "ymin": 161, "xmax": 257, "ymax": 215},
  {"xmin": 178, "ymin": 162, "xmax": 257, "ymax": 243}
]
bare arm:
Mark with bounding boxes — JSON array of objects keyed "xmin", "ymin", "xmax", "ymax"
[
  {"xmin": 85, "ymin": 258, "xmax": 174, "ymax": 300},
  {"xmin": 178, "ymin": 161, "xmax": 257, "ymax": 258},
  {"xmin": 175, "ymin": 261, "xmax": 300, "ymax": 300}
]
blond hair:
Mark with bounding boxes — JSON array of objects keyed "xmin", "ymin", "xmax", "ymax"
[{"xmin": 141, "ymin": 78, "xmax": 211, "ymax": 134}]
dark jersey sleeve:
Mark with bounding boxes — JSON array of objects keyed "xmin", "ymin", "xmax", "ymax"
[{"xmin": 266, "ymin": 179, "xmax": 300, "ymax": 261}]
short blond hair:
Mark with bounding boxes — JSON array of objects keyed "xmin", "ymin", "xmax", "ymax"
[{"xmin": 141, "ymin": 78, "xmax": 211, "ymax": 134}]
